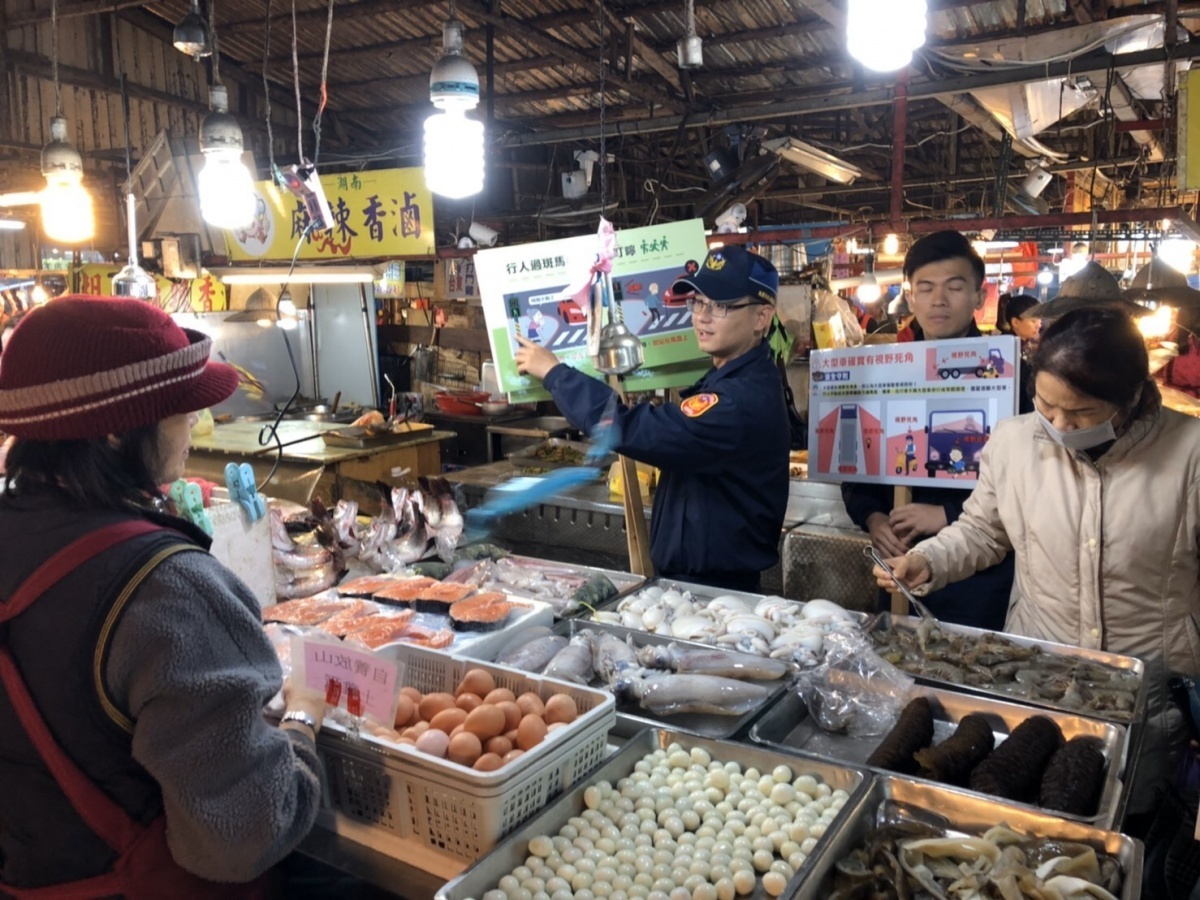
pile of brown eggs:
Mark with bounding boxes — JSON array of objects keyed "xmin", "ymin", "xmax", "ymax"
[{"xmin": 392, "ymin": 667, "xmax": 579, "ymax": 771}]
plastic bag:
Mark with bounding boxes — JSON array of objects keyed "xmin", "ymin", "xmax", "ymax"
[
  {"xmin": 796, "ymin": 631, "xmax": 915, "ymax": 737},
  {"xmin": 812, "ymin": 290, "xmax": 864, "ymax": 349}
]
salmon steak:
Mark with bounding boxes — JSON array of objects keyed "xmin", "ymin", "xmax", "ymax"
[
  {"xmin": 449, "ymin": 591, "xmax": 514, "ymax": 632},
  {"xmin": 263, "ymin": 594, "xmax": 353, "ymax": 626}
]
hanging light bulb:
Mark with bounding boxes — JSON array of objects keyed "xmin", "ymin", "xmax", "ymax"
[
  {"xmin": 198, "ymin": 84, "xmax": 256, "ymax": 229},
  {"xmin": 40, "ymin": 115, "xmax": 94, "ymax": 244},
  {"xmin": 424, "ymin": 17, "xmax": 484, "ymax": 199},
  {"xmin": 847, "ymin": 0, "xmax": 927, "ymax": 72},
  {"xmin": 882, "ymin": 233, "xmax": 900, "ymax": 256},
  {"xmin": 30, "ymin": 282, "xmax": 49, "ymax": 305},
  {"xmin": 1036, "ymin": 265, "xmax": 1055, "ymax": 286},
  {"xmin": 1158, "ymin": 237, "xmax": 1196, "ymax": 274},
  {"xmin": 113, "ymin": 193, "xmax": 158, "ymax": 299},
  {"xmin": 173, "ymin": 0, "xmax": 212, "ymax": 59},
  {"xmin": 856, "ymin": 271, "xmax": 882, "ymax": 304},
  {"xmin": 277, "ymin": 288, "xmax": 299, "ymax": 330}
]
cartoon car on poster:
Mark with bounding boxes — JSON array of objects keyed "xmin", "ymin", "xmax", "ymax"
[
  {"xmin": 925, "ymin": 409, "xmax": 988, "ymax": 477},
  {"xmin": 557, "ymin": 299, "xmax": 587, "ymax": 324}
]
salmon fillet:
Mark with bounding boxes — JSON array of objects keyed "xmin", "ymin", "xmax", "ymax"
[{"xmin": 263, "ymin": 594, "xmax": 353, "ymax": 626}]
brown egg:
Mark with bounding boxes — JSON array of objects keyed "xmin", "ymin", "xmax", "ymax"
[
  {"xmin": 485, "ymin": 735, "xmax": 513, "ymax": 757},
  {"xmin": 394, "ymin": 695, "xmax": 416, "ymax": 729},
  {"xmin": 484, "ymin": 687, "xmax": 516, "ymax": 705},
  {"xmin": 515, "ymin": 692, "xmax": 545, "ymax": 718},
  {"xmin": 516, "ymin": 713, "xmax": 547, "ymax": 751},
  {"xmin": 502, "ymin": 749, "xmax": 525, "ymax": 764},
  {"xmin": 400, "ymin": 686, "xmax": 423, "ymax": 704},
  {"xmin": 497, "ymin": 701, "xmax": 523, "ymax": 732},
  {"xmin": 473, "ymin": 752, "xmax": 504, "ymax": 772},
  {"xmin": 418, "ymin": 692, "xmax": 457, "ymax": 722},
  {"xmin": 503, "ymin": 728, "xmax": 519, "ymax": 744},
  {"xmin": 457, "ymin": 668, "xmax": 497, "ymax": 698},
  {"xmin": 429, "ymin": 707, "xmax": 468, "ymax": 734},
  {"xmin": 450, "ymin": 724, "xmax": 466, "ymax": 738},
  {"xmin": 463, "ymin": 704, "xmax": 507, "ymax": 740},
  {"xmin": 455, "ymin": 692, "xmax": 484, "ymax": 713},
  {"xmin": 448, "ymin": 731, "xmax": 483, "ymax": 767},
  {"xmin": 544, "ymin": 694, "xmax": 578, "ymax": 725},
  {"xmin": 401, "ymin": 720, "xmax": 430, "ymax": 740},
  {"xmin": 397, "ymin": 737, "xmax": 416, "ymax": 746},
  {"xmin": 415, "ymin": 728, "xmax": 450, "ymax": 758}
]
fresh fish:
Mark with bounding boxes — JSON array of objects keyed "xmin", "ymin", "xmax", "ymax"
[
  {"xmin": 272, "ymin": 540, "xmax": 332, "ymax": 571},
  {"xmin": 636, "ymin": 643, "xmax": 792, "ymax": 680},
  {"xmin": 496, "ymin": 634, "xmax": 569, "ymax": 673},
  {"xmin": 543, "ymin": 633, "xmax": 594, "ymax": 685},
  {"xmin": 435, "ymin": 483, "xmax": 464, "ymax": 563},
  {"xmin": 269, "ymin": 507, "xmax": 295, "ymax": 551},
  {"xmin": 589, "ymin": 631, "xmax": 640, "ymax": 684},
  {"xmin": 274, "ymin": 567, "xmax": 339, "ymax": 599},
  {"xmin": 613, "ymin": 671, "xmax": 770, "ymax": 716}
]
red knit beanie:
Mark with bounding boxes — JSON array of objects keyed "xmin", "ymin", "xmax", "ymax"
[{"xmin": 0, "ymin": 296, "xmax": 239, "ymax": 441}]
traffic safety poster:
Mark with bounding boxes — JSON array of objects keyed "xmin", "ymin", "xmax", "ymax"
[
  {"xmin": 475, "ymin": 219, "xmax": 710, "ymax": 402},
  {"xmin": 807, "ymin": 336, "xmax": 1020, "ymax": 489}
]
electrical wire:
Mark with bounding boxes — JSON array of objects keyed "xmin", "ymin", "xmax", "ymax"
[
  {"xmin": 312, "ymin": 0, "xmax": 336, "ymax": 167},
  {"xmin": 50, "ymin": 0, "xmax": 61, "ymax": 115},
  {"xmin": 292, "ymin": 0, "xmax": 304, "ymax": 160},
  {"xmin": 209, "ymin": 0, "xmax": 221, "ymax": 85},
  {"xmin": 597, "ymin": 0, "xmax": 606, "ymax": 212},
  {"xmin": 262, "ymin": 0, "xmax": 277, "ymax": 177}
]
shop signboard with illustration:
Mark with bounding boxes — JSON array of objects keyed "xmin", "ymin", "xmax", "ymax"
[
  {"xmin": 475, "ymin": 219, "xmax": 711, "ymax": 401},
  {"xmin": 76, "ymin": 264, "xmax": 228, "ymax": 311},
  {"xmin": 220, "ymin": 167, "xmax": 434, "ymax": 261},
  {"xmin": 807, "ymin": 336, "xmax": 1020, "ymax": 488}
]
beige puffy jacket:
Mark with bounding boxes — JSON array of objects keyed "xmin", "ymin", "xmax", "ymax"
[{"xmin": 911, "ymin": 390, "xmax": 1200, "ymax": 810}]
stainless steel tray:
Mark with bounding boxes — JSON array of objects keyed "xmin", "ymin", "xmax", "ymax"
[
  {"xmin": 749, "ymin": 686, "xmax": 1130, "ymax": 829},
  {"xmin": 436, "ymin": 729, "xmax": 869, "ymax": 900},
  {"xmin": 870, "ymin": 612, "xmax": 1147, "ymax": 726},
  {"xmin": 552, "ymin": 618, "xmax": 794, "ymax": 740},
  {"xmin": 793, "ymin": 775, "xmax": 1143, "ymax": 899},
  {"xmin": 505, "ymin": 437, "xmax": 617, "ymax": 471}
]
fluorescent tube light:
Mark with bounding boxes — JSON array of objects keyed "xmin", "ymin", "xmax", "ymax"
[{"xmin": 764, "ymin": 137, "xmax": 865, "ymax": 185}]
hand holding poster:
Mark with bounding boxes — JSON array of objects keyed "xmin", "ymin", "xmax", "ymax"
[
  {"xmin": 474, "ymin": 219, "xmax": 712, "ymax": 400},
  {"xmin": 807, "ymin": 336, "xmax": 1020, "ymax": 489}
]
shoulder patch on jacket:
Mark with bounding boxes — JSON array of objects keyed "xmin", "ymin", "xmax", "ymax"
[{"xmin": 681, "ymin": 393, "xmax": 719, "ymax": 418}]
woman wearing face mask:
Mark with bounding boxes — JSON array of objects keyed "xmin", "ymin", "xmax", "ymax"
[{"xmin": 874, "ymin": 306, "xmax": 1200, "ymax": 824}]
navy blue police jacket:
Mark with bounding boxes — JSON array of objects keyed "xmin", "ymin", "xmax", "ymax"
[{"xmin": 542, "ymin": 342, "xmax": 790, "ymax": 581}]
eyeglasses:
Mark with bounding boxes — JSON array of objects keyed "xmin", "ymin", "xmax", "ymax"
[{"xmin": 685, "ymin": 298, "xmax": 765, "ymax": 319}]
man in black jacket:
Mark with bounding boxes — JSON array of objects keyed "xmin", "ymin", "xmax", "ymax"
[{"xmin": 843, "ymin": 230, "xmax": 1014, "ymax": 628}]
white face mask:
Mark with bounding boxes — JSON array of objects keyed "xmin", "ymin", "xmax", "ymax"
[{"xmin": 1036, "ymin": 410, "xmax": 1118, "ymax": 451}]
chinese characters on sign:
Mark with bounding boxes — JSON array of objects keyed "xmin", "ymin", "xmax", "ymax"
[
  {"xmin": 76, "ymin": 264, "xmax": 228, "ymax": 311},
  {"xmin": 298, "ymin": 637, "xmax": 402, "ymax": 725},
  {"xmin": 223, "ymin": 167, "xmax": 434, "ymax": 261},
  {"xmin": 808, "ymin": 336, "xmax": 1020, "ymax": 489}
]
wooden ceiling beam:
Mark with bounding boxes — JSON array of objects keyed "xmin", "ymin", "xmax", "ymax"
[{"xmin": 5, "ymin": 0, "xmax": 151, "ymax": 29}]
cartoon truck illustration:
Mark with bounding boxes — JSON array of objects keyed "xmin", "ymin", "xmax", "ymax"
[
  {"xmin": 936, "ymin": 346, "xmax": 1006, "ymax": 379},
  {"xmin": 925, "ymin": 409, "xmax": 988, "ymax": 477}
]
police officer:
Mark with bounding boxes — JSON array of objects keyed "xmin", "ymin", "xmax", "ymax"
[{"xmin": 515, "ymin": 246, "xmax": 789, "ymax": 591}]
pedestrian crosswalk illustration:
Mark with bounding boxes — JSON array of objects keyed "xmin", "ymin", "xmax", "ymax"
[{"xmin": 545, "ymin": 308, "xmax": 691, "ymax": 348}]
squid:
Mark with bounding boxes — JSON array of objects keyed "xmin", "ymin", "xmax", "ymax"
[
  {"xmin": 635, "ymin": 642, "xmax": 791, "ymax": 681},
  {"xmin": 613, "ymin": 671, "xmax": 770, "ymax": 717}
]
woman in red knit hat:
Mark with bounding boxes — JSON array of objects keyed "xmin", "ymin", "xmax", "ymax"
[{"xmin": 0, "ymin": 297, "xmax": 325, "ymax": 897}]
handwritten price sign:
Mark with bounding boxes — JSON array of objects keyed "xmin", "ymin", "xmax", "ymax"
[{"xmin": 295, "ymin": 637, "xmax": 402, "ymax": 726}]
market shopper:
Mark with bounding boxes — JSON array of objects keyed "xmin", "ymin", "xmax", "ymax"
[
  {"xmin": 842, "ymin": 230, "xmax": 1015, "ymax": 629},
  {"xmin": 0, "ymin": 297, "xmax": 325, "ymax": 896},
  {"xmin": 514, "ymin": 246, "xmax": 789, "ymax": 591},
  {"xmin": 874, "ymin": 306, "xmax": 1200, "ymax": 817}
]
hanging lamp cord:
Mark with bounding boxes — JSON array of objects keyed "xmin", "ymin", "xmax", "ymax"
[
  {"xmin": 262, "ymin": 0, "xmax": 277, "ymax": 175},
  {"xmin": 291, "ymin": 0, "xmax": 304, "ymax": 160},
  {"xmin": 597, "ymin": 0, "xmax": 606, "ymax": 211},
  {"xmin": 209, "ymin": 0, "xmax": 221, "ymax": 85},
  {"xmin": 312, "ymin": 0, "xmax": 335, "ymax": 167},
  {"xmin": 50, "ymin": 0, "xmax": 61, "ymax": 115}
]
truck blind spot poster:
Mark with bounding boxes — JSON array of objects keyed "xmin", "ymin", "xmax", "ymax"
[{"xmin": 807, "ymin": 336, "xmax": 1020, "ymax": 489}]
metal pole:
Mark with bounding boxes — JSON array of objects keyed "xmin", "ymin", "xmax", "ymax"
[
  {"xmin": 889, "ymin": 74, "xmax": 907, "ymax": 225},
  {"xmin": 358, "ymin": 282, "xmax": 380, "ymax": 407},
  {"xmin": 307, "ymin": 287, "xmax": 320, "ymax": 399}
]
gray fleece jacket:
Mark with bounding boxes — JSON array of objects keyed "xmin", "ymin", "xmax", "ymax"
[{"xmin": 103, "ymin": 548, "xmax": 324, "ymax": 882}]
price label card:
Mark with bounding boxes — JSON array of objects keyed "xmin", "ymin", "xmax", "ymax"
[{"xmin": 293, "ymin": 636, "xmax": 403, "ymax": 726}]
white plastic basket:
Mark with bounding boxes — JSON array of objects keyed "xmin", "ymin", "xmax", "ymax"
[{"xmin": 313, "ymin": 644, "xmax": 615, "ymax": 876}]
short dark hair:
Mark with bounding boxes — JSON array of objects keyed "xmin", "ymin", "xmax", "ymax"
[
  {"xmin": 1031, "ymin": 307, "xmax": 1149, "ymax": 409},
  {"xmin": 2, "ymin": 424, "xmax": 166, "ymax": 513},
  {"xmin": 996, "ymin": 293, "xmax": 1040, "ymax": 334},
  {"xmin": 903, "ymin": 230, "xmax": 986, "ymax": 288}
]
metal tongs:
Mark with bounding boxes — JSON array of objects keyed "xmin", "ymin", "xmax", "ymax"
[{"xmin": 864, "ymin": 545, "xmax": 937, "ymax": 622}]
